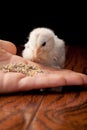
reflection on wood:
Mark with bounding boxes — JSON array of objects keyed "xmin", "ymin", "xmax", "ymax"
[{"xmin": 29, "ymin": 92, "xmax": 87, "ymax": 130}]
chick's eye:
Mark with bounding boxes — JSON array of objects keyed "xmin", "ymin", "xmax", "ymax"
[{"xmin": 42, "ymin": 42, "xmax": 46, "ymax": 47}]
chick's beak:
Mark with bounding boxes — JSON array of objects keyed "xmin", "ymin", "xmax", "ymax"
[{"xmin": 32, "ymin": 48, "xmax": 40, "ymax": 61}]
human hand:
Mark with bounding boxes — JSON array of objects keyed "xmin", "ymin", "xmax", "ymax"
[{"xmin": 0, "ymin": 40, "xmax": 87, "ymax": 93}]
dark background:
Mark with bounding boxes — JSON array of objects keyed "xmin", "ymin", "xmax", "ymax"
[{"xmin": 0, "ymin": 2, "xmax": 86, "ymax": 46}]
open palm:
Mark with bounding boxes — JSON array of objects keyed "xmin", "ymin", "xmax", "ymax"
[{"xmin": 0, "ymin": 40, "xmax": 87, "ymax": 93}]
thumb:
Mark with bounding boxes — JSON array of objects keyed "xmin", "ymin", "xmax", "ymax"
[{"xmin": 0, "ymin": 40, "xmax": 17, "ymax": 55}]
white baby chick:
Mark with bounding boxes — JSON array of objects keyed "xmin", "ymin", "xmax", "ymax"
[
  {"xmin": 22, "ymin": 27, "xmax": 65, "ymax": 92},
  {"xmin": 22, "ymin": 27, "xmax": 65, "ymax": 69}
]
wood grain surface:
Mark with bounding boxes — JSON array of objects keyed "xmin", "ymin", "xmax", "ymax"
[{"xmin": 0, "ymin": 45, "xmax": 87, "ymax": 130}]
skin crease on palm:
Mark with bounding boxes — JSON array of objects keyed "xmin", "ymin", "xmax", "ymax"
[{"xmin": 0, "ymin": 40, "xmax": 87, "ymax": 93}]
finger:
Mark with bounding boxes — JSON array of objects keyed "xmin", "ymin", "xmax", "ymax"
[
  {"xmin": 0, "ymin": 40, "xmax": 17, "ymax": 54},
  {"xmin": 0, "ymin": 70, "xmax": 87, "ymax": 93},
  {"xmin": 0, "ymin": 47, "xmax": 28, "ymax": 65},
  {"xmin": 18, "ymin": 72, "xmax": 87, "ymax": 91},
  {"xmin": 0, "ymin": 48, "xmax": 12, "ymax": 65},
  {"xmin": 0, "ymin": 71, "xmax": 25, "ymax": 93},
  {"xmin": 59, "ymin": 70, "xmax": 87, "ymax": 86},
  {"xmin": 63, "ymin": 72, "xmax": 87, "ymax": 86}
]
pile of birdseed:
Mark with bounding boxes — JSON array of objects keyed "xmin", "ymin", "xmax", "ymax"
[{"xmin": 0, "ymin": 63, "xmax": 43, "ymax": 76}]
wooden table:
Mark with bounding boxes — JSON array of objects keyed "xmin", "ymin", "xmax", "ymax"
[{"xmin": 0, "ymin": 45, "xmax": 87, "ymax": 130}]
